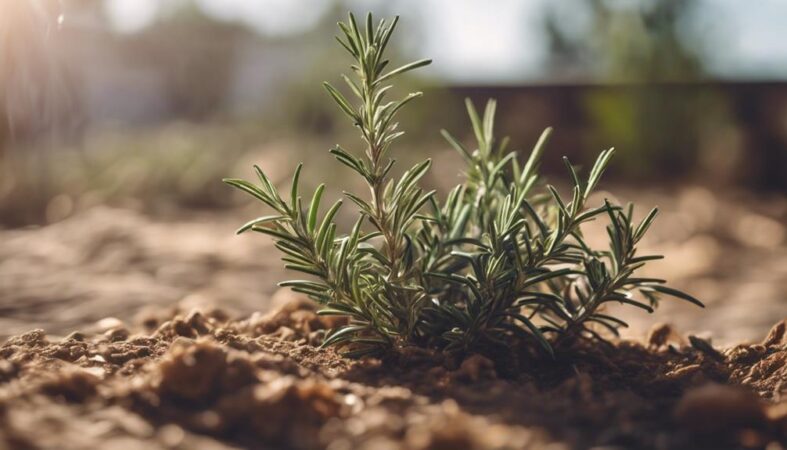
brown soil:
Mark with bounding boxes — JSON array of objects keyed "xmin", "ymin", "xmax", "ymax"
[
  {"xmin": 1, "ymin": 189, "xmax": 786, "ymax": 449},
  {"xmin": 1, "ymin": 298, "xmax": 785, "ymax": 450}
]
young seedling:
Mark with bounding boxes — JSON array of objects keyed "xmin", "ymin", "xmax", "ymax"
[{"xmin": 224, "ymin": 12, "xmax": 703, "ymax": 359}]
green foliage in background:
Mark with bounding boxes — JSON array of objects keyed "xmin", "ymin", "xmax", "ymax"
[
  {"xmin": 226, "ymin": 13, "xmax": 703, "ymax": 358},
  {"xmin": 545, "ymin": 0, "xmax": 734, "ymax": 179},
  {"xmin": 0, "ymin": 122, "xmax": 261, "ymax": 226}
]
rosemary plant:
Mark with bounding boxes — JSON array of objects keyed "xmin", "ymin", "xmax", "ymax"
[{"xmin": 225, "ymin": 13, "xmax": 703, "ymax": 358}]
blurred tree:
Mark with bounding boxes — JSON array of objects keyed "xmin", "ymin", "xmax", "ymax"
[
  {"xmin": 543, "ymin": 0, "xmax": 735, "ymax": 181},
  {"xmin": 546, "ymin": 0, "xmax": 703, "ymax": 82}
]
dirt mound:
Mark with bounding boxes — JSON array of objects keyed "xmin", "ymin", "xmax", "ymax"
[{"xmin": 1, "ymin": 300, "xmax": 785, "ymax": 449}]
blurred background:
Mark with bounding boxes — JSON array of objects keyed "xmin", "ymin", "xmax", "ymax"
[{"xmin": 1, "ymin": 0, "xmax": 785, "ymax": 344}]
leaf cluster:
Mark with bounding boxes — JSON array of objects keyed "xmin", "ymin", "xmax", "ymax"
[{"xmin": 225, "ymin": 13, "xmax": 703, "ymax": 359}]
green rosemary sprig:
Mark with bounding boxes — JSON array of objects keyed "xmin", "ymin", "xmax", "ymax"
[
  {"xmin": 324, "ymin": 13, "xmax": 434, "ymax": 349},
  {"xmin": 225, "ymin": 12, "xmax": 703, "ymax": 359}
]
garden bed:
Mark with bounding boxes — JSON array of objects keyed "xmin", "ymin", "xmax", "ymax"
[{"xmin": 1, "ymin": 298, "xmax": 784, "ymax": 449}]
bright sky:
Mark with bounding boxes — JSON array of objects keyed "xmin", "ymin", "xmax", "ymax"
[{"xmin": 102, "ymin": 0, "xmax": 787, "ymax": 82}]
